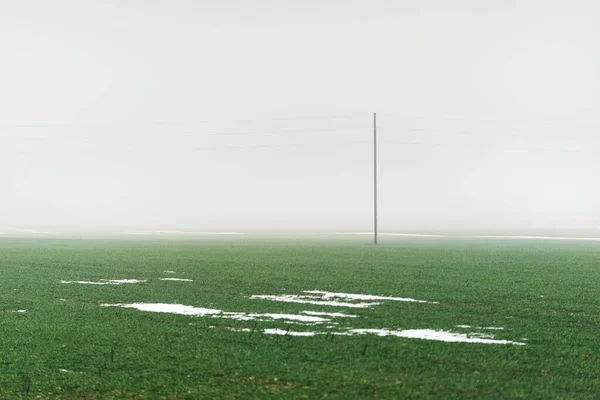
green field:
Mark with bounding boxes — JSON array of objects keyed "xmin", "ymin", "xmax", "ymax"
[{"xmin": 2, "ymin": 237, "xmax": 600, "ymax": 399}]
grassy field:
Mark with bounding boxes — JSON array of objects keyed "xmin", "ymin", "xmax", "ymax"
[{"xmin": 2, "ymin": 237, "xmax": 600, "ymax": 399}]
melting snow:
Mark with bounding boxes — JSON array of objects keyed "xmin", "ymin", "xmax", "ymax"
[
  {"xmin": 251, "ymin": 290, "xmax": 438, "ymax": 308},
  {"xmin": 468, "ymin": 333, "xmax": 496, "ymax": 339},
  {"xmin": 226, "ymin": 313, "xmax": 328, "ymax": 323},
  {"xmin": 256, "ymin": 327, "xmax": 524, "ymax": 344},
  {"xmin": 225, "ymin": 327, "xmax": 252, "ymax": 332},
  {"xmin": 264, "ymin": 329, "xmax": 317, "ymax": 336},
  {"xmin": 456, "ymin": 325, "xmax": 504, "ymax": 330},
  {"xmin": 250, "ymin": 294, "xmax": 379, "ymax": 308},
  {"xmin": 61, "ymin": 279, "xmax": 146, "ymax": 285},
  {"xmin": 159, "ymin": 278, "xmax": 194, "ymax": 282},
  {"xmin": 101, "ymin": 303, "xmax": 329, "ymax": 323},
  {"xmin": 346, "ymin": 329, "xmax": 525, "ymax": 345},
  {"xmin": 303, "ymin": 290, "xmax": 438, "ymax": 304},
  {"xmin": 102, "ymin": 303, "xmax": 223, "ymax": 316},
  {"xmin": 301, "ymin": 311, "xmax": 357, "ymax": 318},
  {"xmin": 98, "ymin": 289, "xmax": 523, "ymax": 345}
]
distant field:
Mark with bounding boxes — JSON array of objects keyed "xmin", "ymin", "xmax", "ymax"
[{"xmin": 2, "ymin": 237, "xmax": 600, "ymax": 398}]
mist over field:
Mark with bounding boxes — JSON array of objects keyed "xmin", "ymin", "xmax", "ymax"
[{"xmin": 1, "ymin": 0, "xmax": 599, "ymax": 235}]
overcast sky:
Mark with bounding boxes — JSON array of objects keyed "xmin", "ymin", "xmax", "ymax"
[{"xmin": 1, "ymin": 0, "xmax": 599, "ymax": 233}]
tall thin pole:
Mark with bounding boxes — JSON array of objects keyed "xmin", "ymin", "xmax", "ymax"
[{"xmin": 373, "ymin": 112, "xmax": 378, "ymax": 245}]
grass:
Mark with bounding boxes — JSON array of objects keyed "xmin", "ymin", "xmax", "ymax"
[{"xmin": 1, "ymin": 237, "xmax": 600, "ymax": 398}]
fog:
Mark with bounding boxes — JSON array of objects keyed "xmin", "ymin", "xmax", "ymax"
[{"xmin": 1, "ymin": 1, "xmax": 599, "ymax": 235}]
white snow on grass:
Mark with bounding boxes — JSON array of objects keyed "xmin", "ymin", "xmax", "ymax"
[
  {"xmin": 101, "ymin": 303, "xmax": 224, "ymax": 316},
  {"xmin": 61, "ymin": 279, "xmax": 146, "ymax": 285},
  {"xmin": 104, "ymin": 279, "xmax": 145, "ymax": 284},
  {"xmin": 456, "ymin": 325, "xmax": 504, "ymax": 330},
  {"xmin": 226, "ymin": 313, "xmax": 328, "ymax": 323},
  {"xmin": 264, "ymin": 329, "xmax": 317, "ymax": 337},
  {"xmin": 250, "ymin": 294, "xmax": 380, "ymax": 308},
  {"xmin": 301, "ymin": 311, "xmax": 357, "ymax": 318},
  {"xmin": 304, "ymin": 290, "xmax": 439, "ymax": 304},
  {"xmin": 256, "ymin": 327, "xmax": 524, "ymax": 344},
  {"xmin": 346, "ymin": 329, "xmax": 525, "ymax": 345},
  {"xmin": 467, "ymin": 333, "xmax": 496, "ymax": 339},
  {"xmin": 99, "ymin": 301, "xmax": 526, "ymax": 345},
  {"xmin": 159, "ymin": 278, "xmax": 194, "ymax": 282},
  {"xmin": 251, "ymin": 290, "xmax": 438, "ymax": 307},
  {"xmin": 101, "ymin": 303, "xmax": 330, "ymax": 323},
  {"xmin": 99, "ymin": 292, "xmax": 523, "ymax": 345}
]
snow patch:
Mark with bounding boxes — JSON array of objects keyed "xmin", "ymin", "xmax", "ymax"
[
  {"xmin": 102, "ymin": 303, "xmax": 223, "ymax": 316},
  {"xmin": 301, "ymin": 311, "xmax": 357, "ymax": 318},
  {"xmin": 304, "ymin": 290, "xmax": 438, "ymax": 304},
  {"xmin": 256, "ymin": 327, "xmax": 524, "ymax": 344},
  {"xmin": 347, "ymin": 329, "xmax": 525, "ymax": 345},
  {"xmin": 264, "ymin": 329, "xmax": 317, "ymax": 337},
  {"xmin": 226, "ymin": 313, "xmax": 328, "ymax": 323},
  {"xmin": 61, "ymin": 279, "xmax": 146, "ymax": 285},
  {"xmin": 99, "ymin": 290, "xmax": 523, "ymax": 345},
  {"xmin": 456, "ymin": 325, "xmax": 504, "ymax": 330},
  {"xmin": 159, "ymin": 278, "xmax": 194, "ymax": 282},
  {"xmin": 250, "ymin": 294, "xmax": 379, "ymax": 308},
  {"xmin": 101, "ymin": 303, "xmax": 329, "ymax": 324}
]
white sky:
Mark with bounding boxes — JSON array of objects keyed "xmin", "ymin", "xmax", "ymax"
[{"xmin": 1, "ymin": 0, "xmax": 599, "ymax": 232}]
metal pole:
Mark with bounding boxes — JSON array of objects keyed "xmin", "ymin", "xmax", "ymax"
[{"xmin": 373, "ymin": 112, "xmax": 378, "ymax": 245}]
